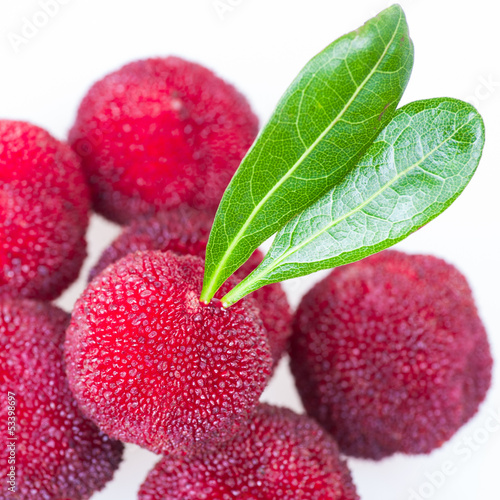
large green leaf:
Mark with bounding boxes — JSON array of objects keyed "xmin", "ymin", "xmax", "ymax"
[
  {"xmin": 201, "ymin": 4, "xmax": 414, "ymax": 302},
  {"xmin": 222, "ymin": 98, "xmax": 485, "ymax": 306}
]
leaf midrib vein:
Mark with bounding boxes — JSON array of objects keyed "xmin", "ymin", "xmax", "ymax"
[{"xmin": 254, "ymin": 115, "xmax": 475, "ymax": 278}]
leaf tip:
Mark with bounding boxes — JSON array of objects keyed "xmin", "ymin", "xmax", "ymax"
[{"xmin": 386, "ymin": 3, "xmax": 404, "ymax": 15}]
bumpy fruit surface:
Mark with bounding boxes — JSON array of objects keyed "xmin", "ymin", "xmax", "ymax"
[
  {"xmin": 0, "ymin": 120, "xmax": 90, "ymax": 300},
  {"xmin": 88, "ymin": 206, "xmax": 292, "ymax": 367},
  {"xmin": 138, "ymin": 403, "xmax": 359, "ymax": 500},
  {"xmin": 0, "ymin": 299, "xmax": 123, "ymax": 500},
  {"xmin": 88, "ymin": 206, "xmax": 213, "ymax": 281},
  {"xmin": 66, "ymin": 251, "xmax": 272, "ymax": 455},
  {"xmin": 69, "ymin": 56, "xmax": 259, "ymax": 224},
  {"xmin": 290, "ymin": 250, "xmax": 492, "ymax": 459}
]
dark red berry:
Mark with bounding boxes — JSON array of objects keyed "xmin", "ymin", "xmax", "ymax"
[
  {"xmin": 65, "ymin": 251, "xmax": 272, "ymax": 456},
  {"xmin": 138, "ymin": 403, "xmax": 359, "ymax": 500},
  {"xmin": 69, "ymin": 56, "xmax": 259, "ymax": 224},
  {"xmin": 88, "ymin": 207, "xmax": 292, "ymax": 367},
  {"xmin": 88, "ymin": 206, "xmax": 213, "ymax": 282},
  {"xmin": 0, "ymin": 120, "xmax": 90, "ymax": 300},
  {"xmin": 290, "ymin": 250, "xmax": 492, "ymax": 459},
  {"xmin": 0, "ymin": 299, "xmax": 123, "ymax": 500}
]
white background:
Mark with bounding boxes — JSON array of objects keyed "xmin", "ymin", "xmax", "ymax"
[{"xmin": 1, "ymin": 0, "xmax": 499, "ymax": 499}]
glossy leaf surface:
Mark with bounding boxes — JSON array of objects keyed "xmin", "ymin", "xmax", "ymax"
[
  {"xmin": 201, "ymin": 5, "xmax": 414, "ymax": 302},
  {"xmin": 223, "ymin": 98, "xmax": 485, "ymax": 305}
]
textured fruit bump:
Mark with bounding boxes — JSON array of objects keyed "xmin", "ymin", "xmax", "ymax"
[
  {"xmin": 69, "ymin": 56, "xmax": 259, "ymax": 224},
  {"xmin": 66, "ymin": 251, "xmax": 272, "ymax": 455},
  {"xmin": 0, "ymin": 299, "xmax": 123, "ymax": 500},
  {"xmin": 0, "ymin": 120, "xmax": 90, "ymax": 300},
  {"xmin": 88, "ymin": 206, "xmax": 292, "ymax": 367},
  {"xmin": 290, "ymin": 250, "xmax": 493, "ymax": 459},
  {"xmin": 138, "ymin": 404, "xmax": 359, "ymax": 500}
]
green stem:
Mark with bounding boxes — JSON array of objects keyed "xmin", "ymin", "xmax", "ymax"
[
  {"xmin": 221, "ymin": 273, "xmax": 265, "ymax": 308},
  {"xmin": 199, "ymin": 287, "xmax": 215, "ymax": 305}
]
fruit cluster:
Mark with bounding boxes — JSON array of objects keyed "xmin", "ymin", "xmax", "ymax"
[{"xmin": 0, "ymin": 53, "xmax": 492, "ymax": 500}]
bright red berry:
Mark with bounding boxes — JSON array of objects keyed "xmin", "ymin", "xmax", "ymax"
[
  {"xmin": 0, "ymin": 299, "xmax": 123, "ymax": 499},
  {"xmin": 237, "ymin": 250, "xmax": 293, "ymax": 367},
  {"xmin": 65, "ymin": 250, "xmax": 272, "ymax": 456},
  {"xmin": 138, "ymin": 403, "xmax": 359, "ymax": 500},
  {"xmin": 88, "ymin": 206, "xmax": 292, "ymax": 367},
  {"xmin": 290, "ymin": 250, "xmax": 492, "ymax": 459},
  {"xmin": 0, "ymin": 120, "xmax": 90, "ymax": 300},
  {"xmin": 69, "ymin": 57, "xmax": 259, "ymax": 224}
]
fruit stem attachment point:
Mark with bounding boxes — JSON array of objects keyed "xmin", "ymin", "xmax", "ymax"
[
  {"xmin": 222, "ymin": 263, "xmax": 271, "ymax": 308},
  {"xmin": 199, "ymin": 287, "xmax": 214, "ymax": 305}
]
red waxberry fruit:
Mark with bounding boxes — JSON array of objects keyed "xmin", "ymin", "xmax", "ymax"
[
  {"xmin": 290, "ymin": 250, "xmax": 492, "ymax": 460},
  {"xmin": 88, "ymin": 206, "xmax": 292, "ymax": 367},
  {"xmin": 69, "ymin": 56, "xmax": 259, "ymax": 224},
  {"xmin": 138, "ymin": 403, "xmax": 359, "ymax": 500},
  {"xmin": 0, "ymin": 299, "xmax": 123, "ymax": 500},
  {"xmin": 238, "ymin": 251, "xmax": 293, "ymax": 367},
  {"xmin": 66, "ymin": 250, "xmax": 272, "ymax": 456},
  {"xmin": 0, "ymin": 120, "xmax": 90, "ymax": 300},
  {"xmin": 88, "ymin": 206, "xmax": 213, "ymax": 281}
]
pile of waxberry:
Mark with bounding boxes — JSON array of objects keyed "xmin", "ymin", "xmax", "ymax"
[{"xmin": 0, "ymin": 57, "xmax": 493, "ymax": 500}]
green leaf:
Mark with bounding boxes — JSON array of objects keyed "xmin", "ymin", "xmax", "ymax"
[
  {"xmin": 201, "ymin": 4, "xmax": 414, "ymax": 302},
  {"xmin": 222, "ymin": 98, "xmax": 485, "ymax": 306}
]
